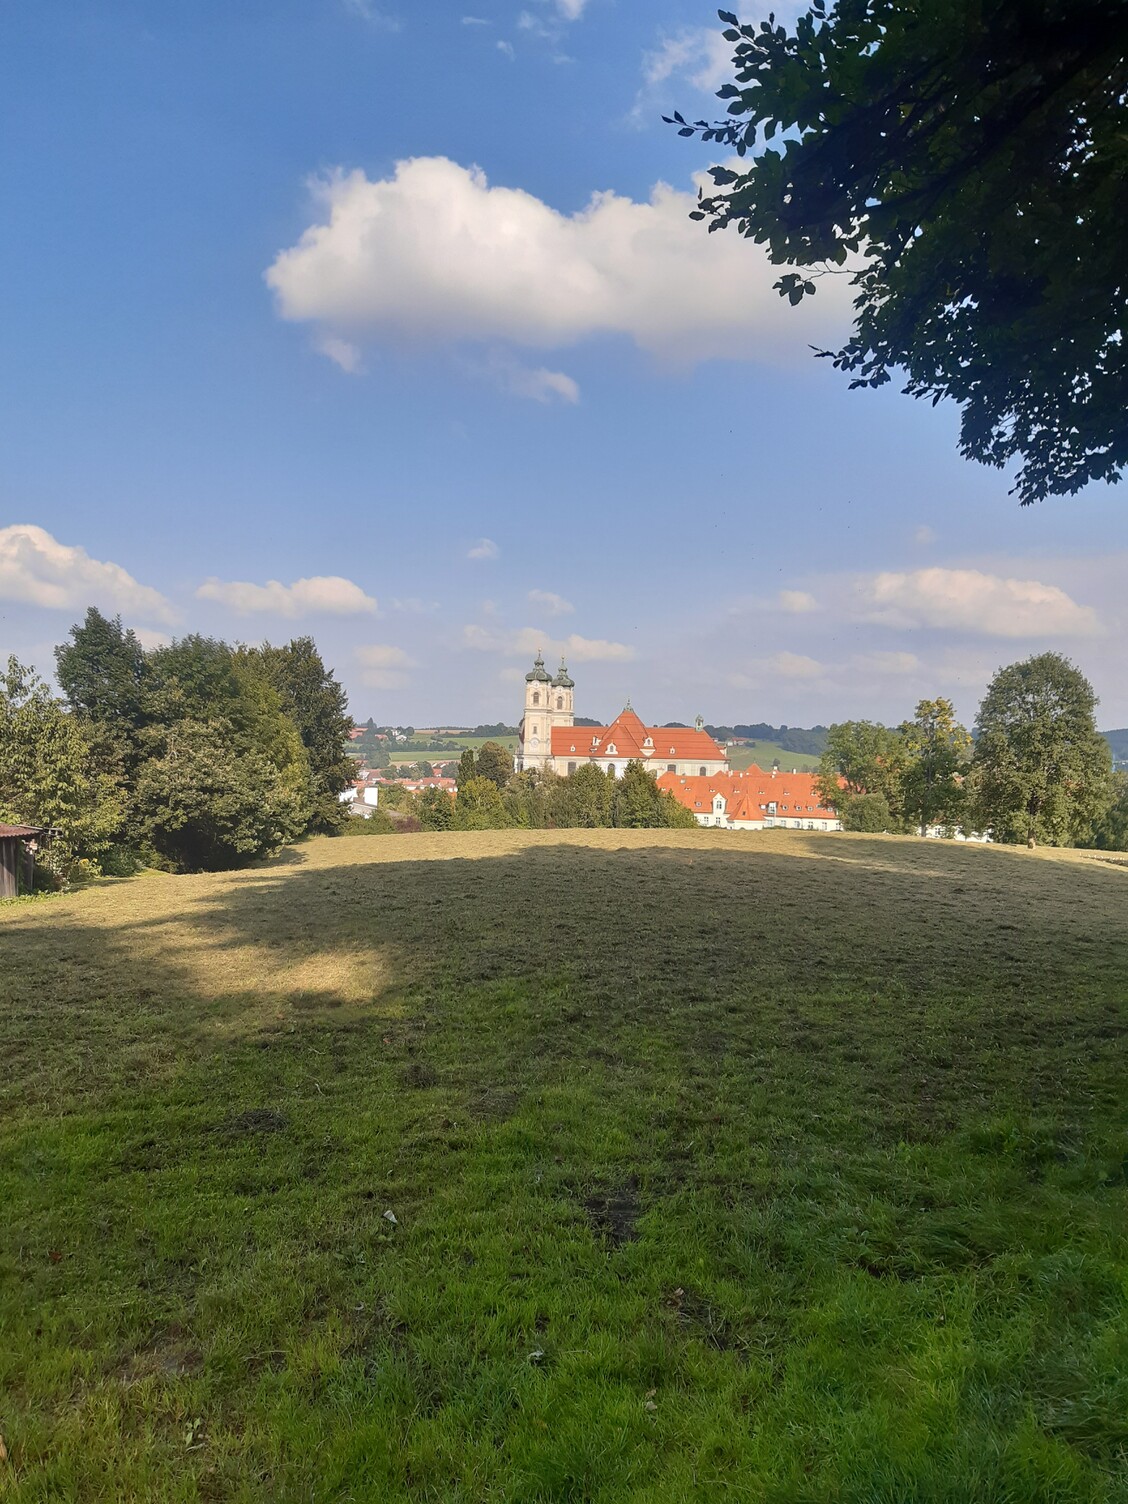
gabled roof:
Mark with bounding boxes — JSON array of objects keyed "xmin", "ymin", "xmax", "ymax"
[
  {"xmin": 656, "ymin": 766, "xmax": 840, "ymax": 821},
  {"xmin": 551, "ymin": 708, "xmax": 725, "ymax": 762}
]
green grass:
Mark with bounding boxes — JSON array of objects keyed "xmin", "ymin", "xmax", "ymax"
[
  {"xmin": 2, "ymin": 830, "xmax": 1126, "ymax": 1501},
  {"xmin": 726, "ymin": 741, "xmax": 822, "ymax": 772}
]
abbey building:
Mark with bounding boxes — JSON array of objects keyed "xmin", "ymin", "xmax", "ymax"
[{"xmin": 514, "ymin": 653, "xmax": 728, "ymax": 779}]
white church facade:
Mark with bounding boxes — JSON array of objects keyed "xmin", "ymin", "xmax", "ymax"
[{"xmin": 514, "ymin": 653, "xmax": 728, "ymax": 779}]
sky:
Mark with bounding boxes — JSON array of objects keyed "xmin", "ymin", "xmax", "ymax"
[{"xmin": 2, "ymin": 0, "xmax": 1125, "ymax": 732}]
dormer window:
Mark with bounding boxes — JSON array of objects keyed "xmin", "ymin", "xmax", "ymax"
[
  {"xmin": 643, "ymin": 736, "xmax": 653, "ymax": 748},
  {"xmin": 607, "ymin": 744, "xmax": 617, "ymax": 756}
]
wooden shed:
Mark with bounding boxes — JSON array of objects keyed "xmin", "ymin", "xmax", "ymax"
[{"xmin": 0, "ymin": 823, "xmax": 47, "ymax": 899}]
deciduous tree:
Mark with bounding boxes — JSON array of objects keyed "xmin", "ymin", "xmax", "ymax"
[
  {"xmin": 475, "ymin": 741, "xmax": 513, "ymax": 790},
  {"xmin": 972, "ymin": 653, "xmax": 1111, "ymax": 846},
  {"xmin": 900, "ymin": 698, "xmax": 971, "ymax": 835},
  {"xmin": 817, "ymin": 720, "xmax": 907, "ymax": 828},
  {"xmin": 0, "ymin": 657, "xmax": 125, "ymax": 875},
  {"xmin": 674, "ymin": 1, "xmax": 1128, "ymax": 504}
]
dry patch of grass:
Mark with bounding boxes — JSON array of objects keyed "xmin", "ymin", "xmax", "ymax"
[{"xmin": 2, "ymin": 829, "xmax": 1126, "ymax": 1501}]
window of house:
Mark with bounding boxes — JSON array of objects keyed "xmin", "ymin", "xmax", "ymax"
[
  {"xmin": 699, "ymin": 765, "xmax": 707, "ymax": 776},
  {"xmin": 567, "ymin": 762, "xmax": 576, "ymax": 774},
  {"xmin": 607, "ymin": 763, "xmax": 615, "ymax": 775},
  {"xmin": 607, "ymin": 744, "xmax": 617, "ymax": 756},
  {"xmin": 667, "ymin": 763, "xmax": 676, "ymax": 773}
]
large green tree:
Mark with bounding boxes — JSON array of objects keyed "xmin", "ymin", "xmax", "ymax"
[
  {"xmin": 0, "ymin": 657, "xmax": 125, "ymax": 875},
  {"xmin": 972, "ymin": 653, "xmax": 1111, "ymax": 846},
  {"xmin": 900, "ymin": 697, "xmax": 971, "ymax": 835},
  {"xmin": 54, "ymin": 607, "xmax": 150, "ymax": 783},
  {"xmin": 674, "ymin": 1, "xmax": 1127, "ymax": 503},
  {"xmin": 451, "ymin": 776, "xmax": 511, "ymax": 831},
  {"xmin": 1083, "ymin": 770, "xmax": 1128, "ymax": 852},
  {"xmin": 817, "ymin": 720, "xmax": 907, "ymax": 828},
  {"xmin": 251, "ymin": 638, "xmax": 354, "ymax": 834},
  {"xmin": 474, "ymin": 740, "xmax": 514, "ymax": 791},
  {"xmin": 134, "ymin": 719, "xmax": 308, "ymax": 873}
]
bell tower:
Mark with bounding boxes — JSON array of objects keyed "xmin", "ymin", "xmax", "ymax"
[{"xmin": 516, "ymin": 651, "xmax": 553, "ymax": 773}]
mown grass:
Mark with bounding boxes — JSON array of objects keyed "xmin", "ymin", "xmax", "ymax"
[
  {"xmin": 2, "ymin": 829, "xmax": 1126, "ymax": 1502},
  {"xmin": 726, "ymin": 742, "xmax": 821, "ymax": 773}
]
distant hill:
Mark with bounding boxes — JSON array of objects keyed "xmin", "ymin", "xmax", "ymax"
[
  {"xmin": 706, "ymin": 723, "xmax": 829, "ymax": 758},
  {"xmin": 1104, "ymin": 729, "xmax": 1128, "ymax": 769}
]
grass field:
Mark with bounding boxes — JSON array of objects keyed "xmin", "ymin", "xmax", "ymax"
[
  {"xmin": 726, "ymin": 742, "xmax": 822, "ymax": 773},
  {"xmin": 3, "ymin": 830, "xmax": 1127, "ymax": 1501}
]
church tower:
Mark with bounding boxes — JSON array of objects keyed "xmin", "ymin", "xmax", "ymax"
[{"xmin": 516, "ymin": 653, "xmax": 574, "ymax": 773}]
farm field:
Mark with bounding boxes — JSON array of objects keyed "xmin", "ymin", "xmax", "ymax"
[
  {"xmin": 726, "ymin": 741, "xmax": 822, "ymax": 773},
  {"xmin": 2, "ymin": 830, "xmax": 1127, "ymax": 1501}
]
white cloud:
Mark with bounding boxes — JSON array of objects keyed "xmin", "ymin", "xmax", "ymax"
[
  {"xmin": 528, "ymin": 589, "xmax": 574, "ymax": 616},
  {"xmin": 355, "ymin": 642, "xmax": 414, "ymax": 690},
  {"xmin": 196, "ymin": 574, "xmax": 377, "ymax": 617},
  {"xmin": 778, "ymin": 589, "xmax": 817, "ymax": 614},
  {"xmin": 914, "ymin": 525, "xmax": 938, "ymax": 546},
  {"xmin": 462, "ymin": 15, "xmax": 490, "ymax": 23},
  {"xmin": 316, "ymin": 334, "xmax": 364, "ymax": 373},
  {"xmin": 341, "ymin": 0, "xmax": 401, "ymax": 29},
  {"xmin": 265, "ymin": 157, "xmax": 853, "ymax": 370},
  {"xmin": 0, "ymin": 524, "xmax": 177, "ymax": 624},
  {"xmin": 770, "ymin": 651, "xmax": 825, "ymax": 679},
  {"xmin": 134, "ymin": 627, "xmax": 172, "ymax": 651},
  {"xmin": 554, "ymin": 0, "xmax": 589, "ymax": 17},
  {"xmin": 497, "ymin": 39, "xmax": 515, "ymax": 59},
  {"xmin": 860, "ymin": 568, "xmax": 1100, "ymax": 639},
  {"xmin": 640, "ymin": 27, "xmax": 734, "ymax": 96},
  {"xmin": 467, "ymin": 538, "xmax": 499, "ymax": 561},
  {"xmin": 462, "ymin": 624, "xmax": 634, "ymax": 662},
  {"xmin": 853, "ymin": 650, "xmax": 921, "ymax": 676}
]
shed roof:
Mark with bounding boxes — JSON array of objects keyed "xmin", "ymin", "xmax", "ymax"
[{"xmin": 0, "ymin": 823, "xmax": 46, "ymax": 838}]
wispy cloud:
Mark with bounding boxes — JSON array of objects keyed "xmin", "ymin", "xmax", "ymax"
[
  {"xmin": 0, "ymin": 524, "xmax": 177, "ymax": 624},
  {"xmin": 528, "ymin": 589, "xmax": 574, "ymax": 616},
  {"xmin": 355, "ymin": 642, "xmax": 414, "ymax": 690},
  {"xmin": 196, "ymin": 574, "xmax": 378, "ymax": 617},
  {"xmin": 462, "ymin": 623, "xmax": 634, "ymax": 662},
  {"xmin": 778, "ymin": 589, "xmax": 817, "ymax": 614},
  {"xmin": 467, "ymin": 538, "xmax": 500, "ymax": 561}
]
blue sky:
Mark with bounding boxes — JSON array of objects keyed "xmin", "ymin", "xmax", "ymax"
[{"xmin": 2, "ymin": 0, "xmax": 1125, "ymax": 730}]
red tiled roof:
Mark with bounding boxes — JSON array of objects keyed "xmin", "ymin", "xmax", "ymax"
[
  {"xmin": 551, "ymin": 708, "xmax": 724, "ymax": 762},
  {"xmin": 0, "ymin": 823, "xmax": 45, "ymax": 838},
  {"xmin": 657, "ymin": 765, "xmax": 839, "ymax": 822}
]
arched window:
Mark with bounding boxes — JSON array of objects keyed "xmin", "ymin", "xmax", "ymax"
[
  {"xmin": 532, "ymin": 691, "xmax": 540, "ymax": 705},
  {"xmin": 556, "ymin": 696, "xmax": 563, "ymax": 710},
  {"xmin": 699, "ymin": 765, "xmax": 707, "ymax": 776}
]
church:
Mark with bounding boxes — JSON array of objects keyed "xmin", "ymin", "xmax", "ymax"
[{"xmin": 514, "ymin": 652, "xmax": 728, "ymax": 779}]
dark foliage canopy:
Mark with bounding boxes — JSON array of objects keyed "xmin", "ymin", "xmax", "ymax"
[{"xmin": 673, "ymin": 1, "xmax": 1128, "ymax": 504}]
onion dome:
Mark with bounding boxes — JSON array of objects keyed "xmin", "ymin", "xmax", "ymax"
[
  {"xmin": 525, "ymin": 651, "xmax": 551, "ymax": 683},
  {"xmin": 552, "ymin": 657, "xmax": 574, "ymax": 688}
]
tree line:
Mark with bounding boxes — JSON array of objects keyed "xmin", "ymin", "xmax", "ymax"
[
  {"xmin": 364, "ymin": 742, "xmax": 697, "ymax": 835},
  {"xmin": 818, "ymin": 653, "xmax": 1123, "ymax": 848},
  {"xmin": 0, "ymin": 608, "xmax": 354, "ymax": 878}
]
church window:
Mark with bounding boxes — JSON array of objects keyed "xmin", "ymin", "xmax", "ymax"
[
  {"xmin": 607, "ymin": 763, "xmax": 615, "ymax": 775},
  {"xmin": 556, "ymin": 696, "xmax": 563, "ymax": 709},
  {"xmin": 532, "ymin": 691, "xmax": 540, "ymax": 705},
  {"xmin": 699, "ymin": 766, "xmax": 707, "ymax": 776}
]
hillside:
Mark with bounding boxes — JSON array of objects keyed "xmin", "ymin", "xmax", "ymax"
[
  {"xmin": 3, "ymin": 831, "xmax": 1126, "ymax": 1500},
  {"xmin": 1105, "ymin": 728, "xmax": 1128, "ymax": 769}
]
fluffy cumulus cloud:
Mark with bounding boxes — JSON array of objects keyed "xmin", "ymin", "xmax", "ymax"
[
  {"xmin": 196, "ymin": 574, "xmax": 377, "ymax": 617},
  {"xmin": 467, "ymin": 538, "xmax": 499, "ymax": 561},
  {"xmin": 528, "ymin": 589, "xmax": 574, "ymax": 616},
  {"xmin": 355, "ymin": 642, "xmax": 414, "ymax": 690},
  {"xmin": 778, "ymin": 589, "xmax": 817, "ymax": 614},
  {"xmin": 265, "ymin": 157, "xmax": 852, "ymax": 372},
  {"xmin": 462, "ymin": 623, "xmax": 633, "ymax": 663},
  {"xmin": 860, "ymin": 568, "xmax": 1100, "ymax": 639},
  {"xmin": 0, "ymin": 524, "xmax": 177, "ymax": 624}
]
